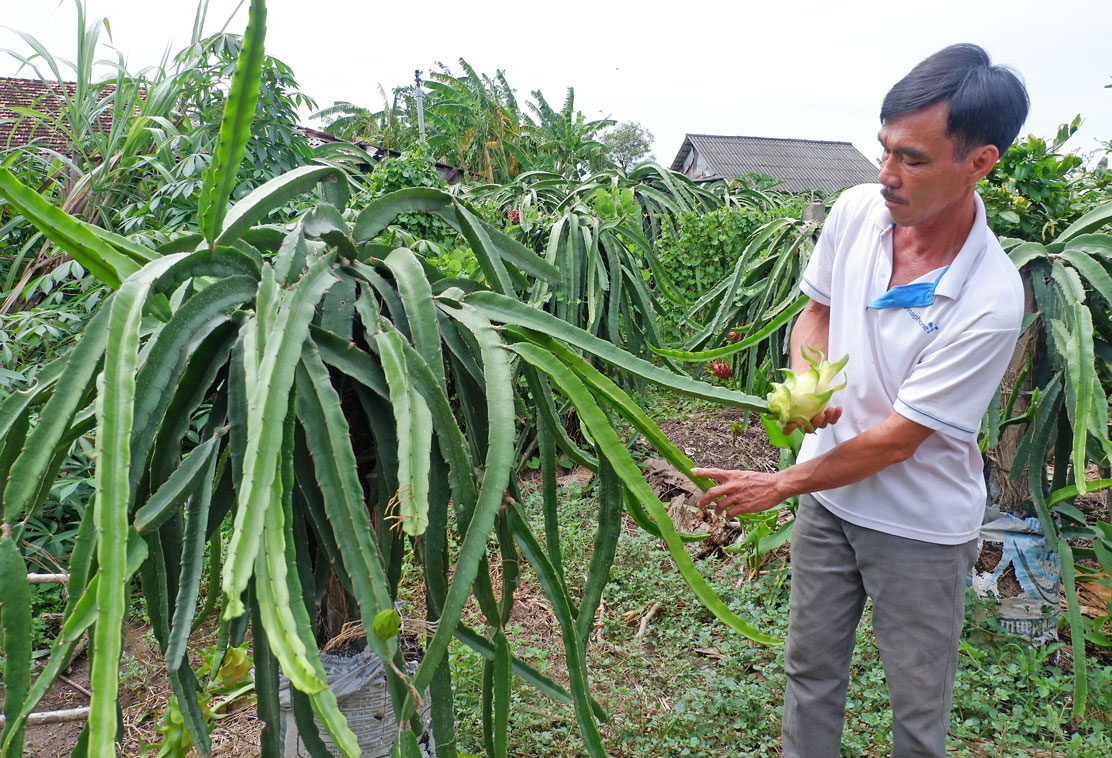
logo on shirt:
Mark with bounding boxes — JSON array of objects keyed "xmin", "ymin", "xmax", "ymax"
[{"xmin": 903, "ymin": 307, "xmax": 939, "ymax": 333}]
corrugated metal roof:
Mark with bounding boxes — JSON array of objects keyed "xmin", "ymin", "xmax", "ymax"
[
  {"xmin": 0, "ymin": 76, "xmax": 116, "ymax": 155},
  {"xmin": 670, "ymin": 133, "xmax": 878, "ymax": 193}
]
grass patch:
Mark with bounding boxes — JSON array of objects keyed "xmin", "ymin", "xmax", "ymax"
[{"xmin": 447, "ymin": 472, "xmax": 1112, "ymax": 757}]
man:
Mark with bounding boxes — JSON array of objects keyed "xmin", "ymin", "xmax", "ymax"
[{"xmin": 692, "ymin": 44, "xmax": 1029, "ymax": 758}]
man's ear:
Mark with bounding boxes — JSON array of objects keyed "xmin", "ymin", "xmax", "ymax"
[{"xmin": 968, "ymin": 143, "xmax": 1000, "ymax": 182}]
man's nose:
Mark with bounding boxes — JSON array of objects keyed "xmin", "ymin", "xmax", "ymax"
[{"xmin": 878, "ymin": 156, "xmax": 900, "ymax": 187}]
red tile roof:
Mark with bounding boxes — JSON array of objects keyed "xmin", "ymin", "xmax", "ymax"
[{"xmin": 0, "ymin": 76, "xmax": 116, "ymax": 155}]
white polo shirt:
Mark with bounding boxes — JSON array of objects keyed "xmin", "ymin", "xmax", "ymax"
[{"xmin": 798, "ymin": 184, "xmax": 1023, "ymax": 545}]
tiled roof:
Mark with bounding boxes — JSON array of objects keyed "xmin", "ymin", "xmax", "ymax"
[
  {"xmin": 0, "ymin": 76, "xmax": 115, "ymax": 155},
  {"xmin": 670, "ymin": 134, "xmax": 878, "ymax": 193}
]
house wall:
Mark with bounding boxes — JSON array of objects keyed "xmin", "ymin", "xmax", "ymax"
[{"xmin": 681, "ymin": 147, "xmax": 712, "ymax": 180}]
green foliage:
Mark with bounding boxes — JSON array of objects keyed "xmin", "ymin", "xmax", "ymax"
[
  {"xmin": 347, "ymin": 61, "xmax": 643, "ymax": 184},
  {"xmin": 148, "ymin": 643, "xmax": 254, "ymax": 758},
  {"xmin": 352, "ymin": 150, "xmax": 460, "ymax": 253},
  {"xmin": 28, "ymin": 582, "xmax": 66, "ymax": 650},
  {"xmin": 0, "ymin": 0, "xmax": 323, "ymax": 340},
  {"xmin": 425, "ymin": 244, "xmax": 481, "ymax": 280},
  {"xmin": 974, "ymin": 200, "xmax": 1112, "ymax": 722},
  {"xmin": 451, "ymin": 475, "xmax": 1112, "ymax": 756},
  {"xmin": 310, "ymin": 84, "xmax": 418, "ymax": 148},
  {"xmin": 9, "ymin": 5, "xmax": 1110, "ymax": 755},
  {"xmin": 522, "ymin": 88, "xmax": 614, "ymax": 179},
  {"xmin": 110, "ymin": 20, "xmax": 317, "ymax": 239},
  {"xmin": 590, "ymin": 187, "xmax": 638, "ymax": 220},
  {"xmin": 365, "ymin": 150, "xmax": 447, "ymax": 196},
  {"xmin": 0, "ymin": 0, "xmax": 167, "ymax": 225},
  {"xmin": 652, "ymin": 192, "xmax": 815, "ymax": 400},
  {"xmin": 175, "ymin": 28, "xmax": 316, "ymax": 202},
  {"xmin": 952, "ymin": 621, "xmax": 1112, "ymax": 754},
  {"xmin": 0, "ymin": 261, "xmax": 104, "ymax": 394},
  {"xmin": 425, "ymin": 59, "xmax": 527, "ymax": 184},
  {"xmin": 981, "ymin": 117, "xmax": 1112, "ymax": 241},
  {"xmin": 658, "ymin": 202, "xmax": 801, "ymax": 305},
  {"xmin": 21, "ymin": 466, "xmax": 92, "ymax": 565},
  {"xmin": 463, "ymin": 162, "xmax": 739, "ymax": 367}
]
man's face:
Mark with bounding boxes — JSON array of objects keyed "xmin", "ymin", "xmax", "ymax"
[{"xmin": 876, "ymin": 102, "xmax": 979, "ymax": 227}]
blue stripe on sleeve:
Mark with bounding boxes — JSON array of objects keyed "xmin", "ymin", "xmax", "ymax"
[
  {"xmin": 801, "ymin": 274, "xmax": 830, "ymax": 301},
  {"xmin": 896, "ymin": 397, "xmax": 976, "ymax": 435}
]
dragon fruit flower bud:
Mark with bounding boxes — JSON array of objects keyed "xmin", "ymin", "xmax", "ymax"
[{"xmin": 765, "ymin": 346, "xmax": 847, "ymax": 431}]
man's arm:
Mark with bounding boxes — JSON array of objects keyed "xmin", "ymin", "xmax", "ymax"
[
  {"xmin": 789, "ymin": 298, "xmax": 831, "ymax": 373},
  {"xmin": 693, "ymin": 411, "xmax": 933, "ymax": 517}
]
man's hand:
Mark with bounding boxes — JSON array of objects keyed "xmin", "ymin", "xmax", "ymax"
[
  {"xmin": 691, "ymin": 467, "xmax": 786, "ymax": 518},
  {"xmin": 782, "ymin": 405, "xmax": 842, "ymax": 435}
]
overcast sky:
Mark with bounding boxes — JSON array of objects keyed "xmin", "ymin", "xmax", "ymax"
[{"xmin": 4, "ymin": 0, "xmax": 1111, "ymax": 171}]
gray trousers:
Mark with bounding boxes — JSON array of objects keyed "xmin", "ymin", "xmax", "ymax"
[{"xmin": 781, "ymin": 495, "xmax": 978, "ymax": 758}]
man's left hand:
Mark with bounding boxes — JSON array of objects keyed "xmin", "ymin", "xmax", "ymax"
[
  {"xmin": 782, "ymin": 405, "xmax": 841, "ymax": 435},
  {"xmin": 691, "ymin": 467, "xmax": 785, "ymax": 518}
]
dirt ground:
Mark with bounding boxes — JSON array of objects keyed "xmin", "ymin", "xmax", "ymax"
[
  {"xmin": 20, "ymin": 621, "xmax": 263, "ymax": 758},
  {"xmin": 654, "ymin": 407, "xmax": 781, "ymax": 475}
]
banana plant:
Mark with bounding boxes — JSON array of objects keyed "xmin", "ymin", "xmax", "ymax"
[
  {"xmin": 984, "ymin": 200, "xmax": 1112, "ymax": 720},
  {"xmin": 0, "ymin": 3, "xmax": 776, "ymax": 757}
]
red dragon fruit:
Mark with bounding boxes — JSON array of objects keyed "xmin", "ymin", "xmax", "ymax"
[{"xmin": 708, "ymin": 360, "xmax": 732, "ymax": 380}]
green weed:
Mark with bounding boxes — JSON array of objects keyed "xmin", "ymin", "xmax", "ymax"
[{"xmin": 448, "ymin": 475, "xmax": 1112, "ymax": 757}]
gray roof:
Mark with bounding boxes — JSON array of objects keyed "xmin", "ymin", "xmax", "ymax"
[{"xmin": 670, "ymin": 134, "xmax": 878, "ymax": 193}]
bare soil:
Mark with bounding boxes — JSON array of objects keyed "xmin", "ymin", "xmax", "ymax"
[
  {"xmin": 21, "ymin": 622, "xmax": 262, "ymax": 758},
  {"xmin": 653, "ymin": 407, "xmax": 780, "ymax": 475}
]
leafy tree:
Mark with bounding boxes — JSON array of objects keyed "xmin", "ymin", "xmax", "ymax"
[
  {"xmin": 600, "ymin": 120, "xmax": 655, "ymax": 171},
  {"xmin": 980, "ymin": 116, "xmax": 1112, "ymax": 240},
  {"xmin": 172, "ymin": 30, "xmax": 316, "ymax": 199}
]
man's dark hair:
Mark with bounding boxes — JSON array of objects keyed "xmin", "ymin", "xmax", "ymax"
[{"xmin": 880, "ymin": 43, "xmax": 1029, "ymax": 158}]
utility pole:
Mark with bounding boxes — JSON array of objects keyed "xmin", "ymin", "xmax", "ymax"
[{"xmin": 414, "ymin": 70, "xmax": 426, "ymax": 144}]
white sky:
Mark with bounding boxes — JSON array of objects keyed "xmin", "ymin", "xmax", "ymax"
[{"xmin": 4, "ymin": 0, "xmax": 1111, "ymax": 170}]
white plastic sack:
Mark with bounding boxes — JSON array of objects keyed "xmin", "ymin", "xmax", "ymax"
[
  {"xmin": 971, "ymin": 505, "xmax": 1060, "ymax": 644},
  {"xmin": 275, "ymin": 649, "xmax": 433, "ymax": 758}
]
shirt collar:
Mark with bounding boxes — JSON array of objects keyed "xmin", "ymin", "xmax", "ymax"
[
  {"xmin": 933, "ymin": 192, "xmax": 988, "ymax": 300},
  {"xmin": 868, "ymin": 187, "xmax": 989, "ymax": 302}
]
